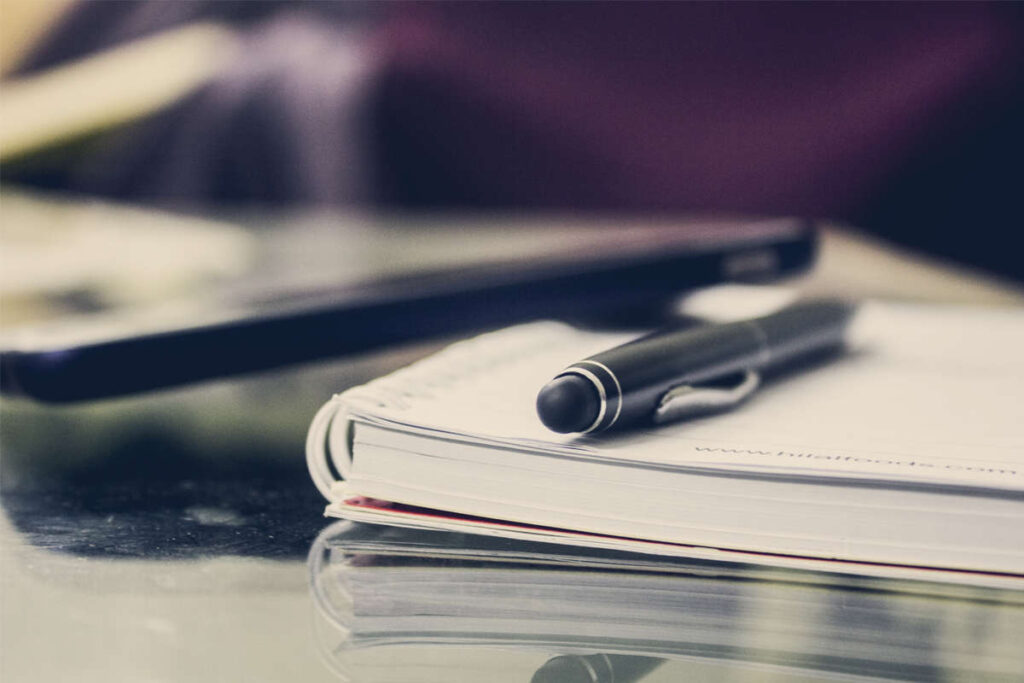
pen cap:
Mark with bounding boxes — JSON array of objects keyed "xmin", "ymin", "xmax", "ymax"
[
  {"xmin": 556, "ymin": 298, "xmax": 855, "ymax": 433},
  {"xmin": 579, "ymin": 319, "xmax": 771, "ymax": 430}
]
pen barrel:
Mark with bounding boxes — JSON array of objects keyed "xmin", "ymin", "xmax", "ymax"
[
  {"xmin": 753, "ymin": 299, "xmax": 855, "ymax": 368},
  {"xmin": 579, "ymin": 299, "xmax": 854, "ymax": 430}
]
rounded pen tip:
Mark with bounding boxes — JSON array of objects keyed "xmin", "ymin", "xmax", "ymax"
[{"xmin": 536, "ymin": 374, "xmax": 599, "ymax": 433}]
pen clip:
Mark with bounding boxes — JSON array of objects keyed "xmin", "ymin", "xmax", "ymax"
[{"xmin": 653, "ymin": 369, "xmax": 760, "ymax": 424}]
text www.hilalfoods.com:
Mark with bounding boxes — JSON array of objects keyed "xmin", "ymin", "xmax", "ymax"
[{"xmin": 692, "ymin": 446, "xmax": 1020, "ymax": 478}]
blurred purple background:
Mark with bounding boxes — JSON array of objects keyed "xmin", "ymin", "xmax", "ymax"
[{"xmin": 8, "ymin": 1, "xmax": 1024, "ymax": 279}]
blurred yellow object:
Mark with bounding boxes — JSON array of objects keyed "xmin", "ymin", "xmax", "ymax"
[
  {"xmin": 0, "ymin": 0, "xmax": 72, "ymax": 76},
  {"xmin": 0, "ymin": 22, "xmax": 239, "ymax": 161},
  {"xmin": 0, "ymin": 189, "xmax": 255, "ymax": 326}
]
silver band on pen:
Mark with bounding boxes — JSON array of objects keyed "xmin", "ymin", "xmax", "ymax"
[{"xmin": 558, "ymin": 360, "xmax": 623, "ymax": 432}]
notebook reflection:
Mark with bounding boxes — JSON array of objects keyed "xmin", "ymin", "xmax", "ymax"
[{"xmin": 308, "ymin": 521, "xmax": 1024, "ymax": 682}]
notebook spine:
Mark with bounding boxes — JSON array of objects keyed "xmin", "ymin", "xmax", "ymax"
[
  {"xmin": 306, "ymin": 322, "xmax": 579, "ymax": 501},
  {"xmin": 306, "ymin": 394, "xmax": 350, "ymax": 500}
]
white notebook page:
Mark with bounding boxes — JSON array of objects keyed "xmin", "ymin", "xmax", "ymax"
[{"xmin": 339, "ymin": 298, "xmax": 1024, "ymax": 493}]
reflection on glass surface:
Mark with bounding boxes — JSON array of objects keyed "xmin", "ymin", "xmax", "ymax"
[
  {"xmin": 0, "ymin": 354, "xmax": 428, "ymax": 682},
  {"xmin": 309, "ymin": 521, "xmax": 1024, "ymax": 682}
]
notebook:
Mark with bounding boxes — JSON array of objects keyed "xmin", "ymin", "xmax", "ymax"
[
  {"xmin": 306, "ymin": 288, "xmax": 1024, "ymax": 577},
  {"xmin": 309, "ymin": 520, "xmax": 1024, "ymax": 682}
]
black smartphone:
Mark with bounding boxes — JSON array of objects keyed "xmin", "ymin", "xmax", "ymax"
[{"xmin": 1, "ymin": 215, "xmax": 815, "ymax": 402}]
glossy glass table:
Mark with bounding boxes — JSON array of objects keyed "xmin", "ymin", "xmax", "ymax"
[
  {"xmin": 3, "ymin": 208, "xmax": 1023, "ymax": 682},
  {"xmin": 4, "ymin": 349, "xmax": 1023, "ymax": 683}
]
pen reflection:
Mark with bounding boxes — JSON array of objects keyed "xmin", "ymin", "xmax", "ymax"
[
  {"xmin": 308, "ymin": 521, "xmax": 1024, "ymax": 682},
  {"xmin": 531, "ymin": 654, "xmax": 663, "ymax": 683}
]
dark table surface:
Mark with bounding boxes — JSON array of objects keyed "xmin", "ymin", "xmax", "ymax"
[{"xmin": 1, "ymin": 357, "xmax": 352, "ymax": 682}]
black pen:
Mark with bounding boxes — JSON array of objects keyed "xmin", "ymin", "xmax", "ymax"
[{"xmin": 536, "ymin": 298, "xmax": 856, "ymax": 434}]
